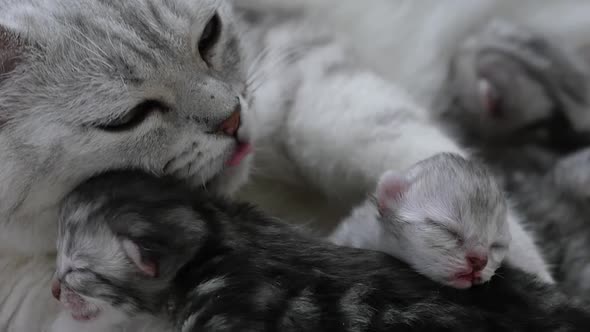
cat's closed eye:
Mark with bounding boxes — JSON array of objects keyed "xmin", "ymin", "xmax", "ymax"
[
  {"xmin": 98, "ymin": 100, "xmax": 168, "ymax": 132},
  {"xmin": 198, "ymin": 12, "xmax": 222, "ymax": 65}
]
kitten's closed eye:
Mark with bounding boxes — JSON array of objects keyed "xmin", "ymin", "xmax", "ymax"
[
  {"xmin": 198, "ymin": 12, "xmax": 222, "ymax": 66},
  {"xmin": 98, "ymin": 100, "xmax": 168, "ymax": 132},
  {"xmin": 425, "ymin": 218, "xmax": 464, "ymax": 244},
  {"xmin": 491, "ymin": 243, "xmax": 508, "ymax": 250}
]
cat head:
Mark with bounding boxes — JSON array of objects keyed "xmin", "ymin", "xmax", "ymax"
[
  {"xmin": 53, "ymin": 171, "xmax": 208, "ymax": 324},
  {"xmin": 437, "ymin": 35, "xmax": 554, "ymax": 142},
  {"xmin": 0, "ymin": 0, "xmax": 252, "ymax": 223},
  {"xmin": 375, "ymin": 153, "xmax": 511, "ymax": 289}
]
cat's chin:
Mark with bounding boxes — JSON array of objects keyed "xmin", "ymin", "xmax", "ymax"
[{"xmin": 207, "ymin": 154, "xmax": 253, "ymax": 197}]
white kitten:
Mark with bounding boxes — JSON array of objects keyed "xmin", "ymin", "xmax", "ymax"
[{"xmin": 330, "ymin": 153, "xmax": 511, "ymax": 289}]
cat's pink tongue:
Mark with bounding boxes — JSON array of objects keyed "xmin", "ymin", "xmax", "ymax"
[{"xmin": 227, "ymin": 142, "xmax": 252, "ymax": 167}]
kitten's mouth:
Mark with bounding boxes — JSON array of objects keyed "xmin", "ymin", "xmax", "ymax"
[
  {"xmin": 451, "ymin": 271, "xmax": 483, "ymax": 289},
  {"xmin": 60, "ymin": 287, "xmax": 101, "ymax": 322},
  {"xmin": 70, "ymin": 308, "xmax": 101, "ymax": 322}
]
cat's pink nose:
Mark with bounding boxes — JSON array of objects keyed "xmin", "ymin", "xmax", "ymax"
[
  {"xmin": 467, "ymin": 254, "xmax": 488, "ymax": 272},
  {"xmin": 218, "ymin": 105, "xmax": 241, "ymax": 137},
  {"xmin": 51, "ymin": 279, "xmax": 61, "ymax": 300}
]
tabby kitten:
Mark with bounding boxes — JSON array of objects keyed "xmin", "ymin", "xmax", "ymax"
[
  {"xmin": 330, "ymin": 153, "xmax": 510, "ymax": 289},
  {"xmin": 52, "ymin": 171, "xmax": 589, "ymax": 332}
]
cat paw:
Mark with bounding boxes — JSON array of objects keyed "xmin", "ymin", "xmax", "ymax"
[{"xmin": 443, "ymin": 19, "xmax": 590, "ymax": 140}]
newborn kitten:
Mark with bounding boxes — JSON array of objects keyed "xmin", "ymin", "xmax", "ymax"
[
  {"xmin": 437, "ymin": 20, "xmax": 590, "ymax": 150},
  {"xmin": 330, "ymin": 153, "xmax": 510, "ymax": 289},
  {"xmin": 52, "ymin": 171, "xmax": 590, "ymax": 332}
]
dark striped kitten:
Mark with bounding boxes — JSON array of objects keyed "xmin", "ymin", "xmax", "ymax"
[{"xmin": 52, "ymin": 171, "xmax": 590, "ymax": 332}]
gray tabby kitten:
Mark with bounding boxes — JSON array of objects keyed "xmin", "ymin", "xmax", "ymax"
[
  {"xmin": 330, "ymin": 153, "xmax": 510, "ymax": 289},
  {"xmin": 52, "ymin": 170, "xmax": 590, "ymax": 332}
]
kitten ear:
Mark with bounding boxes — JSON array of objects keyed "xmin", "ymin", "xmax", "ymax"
[
  {"xmin": 122, "ymin": 239, "xmax": 159, "ymax": 278},
  {"xmin": 0, "ymin": 25, "xmax": 25, "ymax": 77},
  {"xmin": 375, "ymin": 170, "xmax": 411, "ymax": 214}
]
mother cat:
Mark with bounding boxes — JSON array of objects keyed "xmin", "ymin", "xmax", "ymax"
[{"xmin": 1, "ymin": 0, "xmax": 590, "ymax": 330}]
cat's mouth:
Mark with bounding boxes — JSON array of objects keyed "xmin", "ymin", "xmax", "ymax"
[{"xmin": 226, "ymin": 141, "xmax": 252, "ymax": 167}]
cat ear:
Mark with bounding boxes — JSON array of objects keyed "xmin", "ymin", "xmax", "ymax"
[
  {"xmin": 0, "ymin": 25, "xmax": 25, "ymax": 77},
  {"xmin": 122, "ymin": 239, "xmax": 159, "ymax": 278},
  {"xmin": 375, "ymin": 170, "xmax": 411, "ymax": 214}
]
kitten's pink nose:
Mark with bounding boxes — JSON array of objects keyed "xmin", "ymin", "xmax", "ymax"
[
  {"xmin": 51, "ymin": 279, "xmax": 61, "ymax": 301},
  {"xmin": 467, "ymin": 254, "xmax": 488, "ymax": 272},
  {"xmin": 218, "ymin": 105, "xmax": 241, "ymax": 137}
]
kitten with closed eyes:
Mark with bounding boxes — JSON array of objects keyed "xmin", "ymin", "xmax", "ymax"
[
  {"xmin": 330, "ymin": 153, "xmax": 510, "ymax": 289},
  {"xmin": 51, "ymin": 171, "xmax": 590, "ymax": 332}
]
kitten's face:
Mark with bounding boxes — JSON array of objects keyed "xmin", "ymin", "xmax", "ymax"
[
  {"xmin": 53, "ymin": 214, "xmax": 143, "ymax": 325},
  {"xmin": 377, "ymin": 154, "xmax": 511, "ymax": 289},
  {"xmin": 53, "ymin": 172, "xmax": 207, "ymax": 326},
  {"xmin": 53, "ymin": 205, "xmax": 158, "ymax": 326},
  {"xmin": 0, "ymin": 0, "xmax": 252, "ymax": 211}
]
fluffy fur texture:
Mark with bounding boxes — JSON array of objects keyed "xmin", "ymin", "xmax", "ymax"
[
  {"xmin": 330, "ymin": 153, "xmax": 510, "ymax": 289},
  {"xmin": 0, "ymin": 0, "xmax": 587, "ymax": 330},
  {"xmin": 53, "ymin": 171, "xmax": 590, "ymax": 332}
]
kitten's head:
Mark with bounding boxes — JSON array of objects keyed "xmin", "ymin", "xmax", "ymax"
[
  {"xmin": 375, "ymin": 153, "xmax": 511, "ymax": 289},
  {"xmin": 0, "ymin": 0, "xmax": 252, "ymax": 215},
  {"xmin": 53, "ymin": 171, "xmax": 207, "ymax": 324},
  {"xmin": 437, "ymin": 37, "xmax": 554, "ymax": 142}
]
